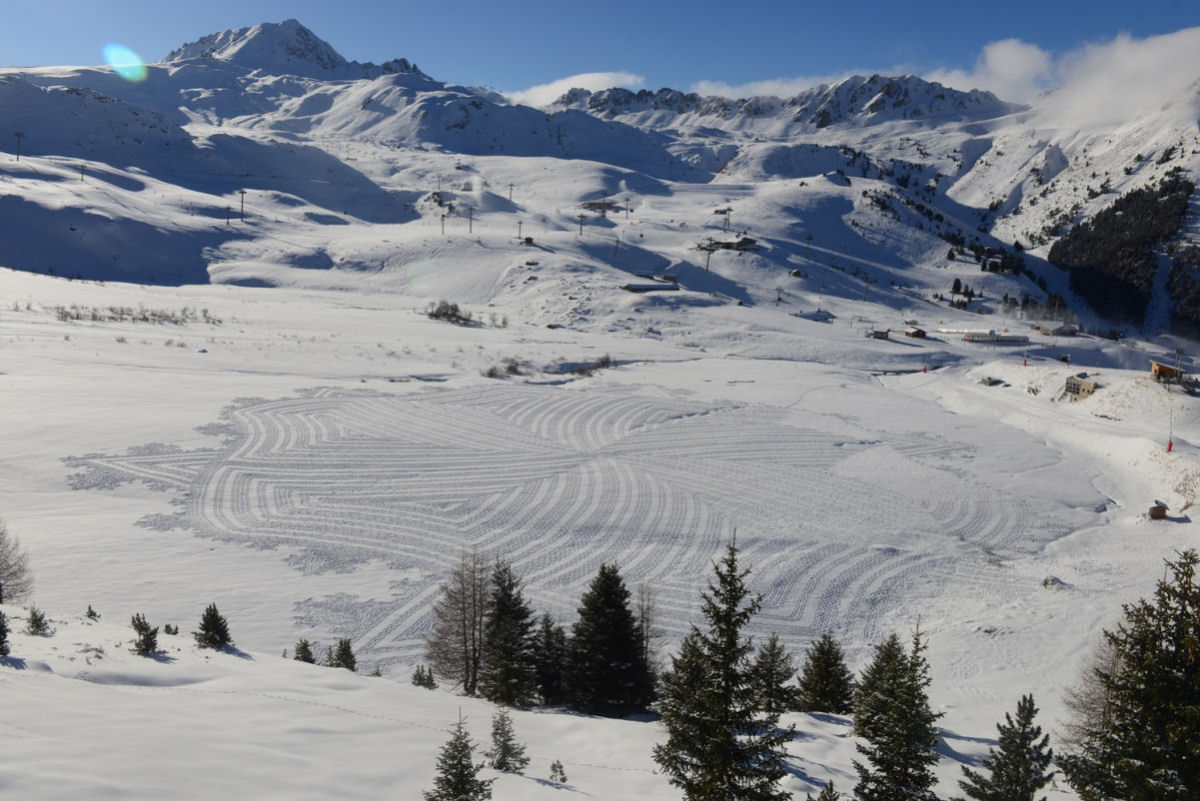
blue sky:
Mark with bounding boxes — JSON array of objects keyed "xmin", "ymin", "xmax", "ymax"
[{"xmin": 4, "ymin": 0, "xmax": 1200, "ymax": 103}]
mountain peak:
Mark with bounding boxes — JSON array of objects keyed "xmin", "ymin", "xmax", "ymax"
[
  {"xmin": 164, "ymin": 20, "xmax": 347, "ymax": 75},
  {"xmin": 162, "ymin": 19, "xmax": 425, "ymax": 80}
]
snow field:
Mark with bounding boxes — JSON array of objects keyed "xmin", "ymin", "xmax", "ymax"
[{"xmin": 56, "ymin": 365, "xmax": 1106, "ymax": 686}]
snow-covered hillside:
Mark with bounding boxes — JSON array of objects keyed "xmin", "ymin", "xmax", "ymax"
[{"xmin": 1, "ymin": 19, "xmax": 1199, "ymax": 800}]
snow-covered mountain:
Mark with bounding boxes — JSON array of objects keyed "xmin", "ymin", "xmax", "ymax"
[
  {"xmin": 1, "ymin": 18, "xmax": 1195, "ymax": 334},
  {"xmin": 163, "ymin": 18, "xmax": 426, "ymax": 80},
  {"xmin": 551, "ymin": 74, "xmax": 1017, "ymax": 132}
]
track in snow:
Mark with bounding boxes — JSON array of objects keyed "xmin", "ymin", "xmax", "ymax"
[{"xmin": 65, "ymin": 383, "xmax": 1079, "ymax": 669}]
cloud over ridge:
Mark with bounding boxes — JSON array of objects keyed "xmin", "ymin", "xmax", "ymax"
[{"xmin": 506, "ymin": 71, "xmax": 645, "ymax": 107}]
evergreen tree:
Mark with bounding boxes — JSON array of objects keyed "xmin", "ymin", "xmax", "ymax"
[
  {"xmin": 956, "ymin": 694, "xmax": 1053, "ymax": 801},
  {"xmin": 1059, "ymin": 549, "xmax": 1200, "ymax": 800},
  {"xmin": 852, "ymin": 629, "xmax": 942, "ymax": 801},
  {"xmin": 425, "ymin": 549, "xmax": 488, "ymax": 695},
  {"xmin": 549, "ymin": 759, "xmax": 568, "ymax": 784},
  {"xmin": 193, "ymin": 602, "xmax": 233, "ymax": 649},
  {"xmin": 752, "ymin": 632, "xmax": 800, "ymax": 715},
  {"xmin": 569, "ymin": 563, "xmax": 653, "ymax": 716},
  {"xmin": 0, "ymin": 610, "xmax": 9, "ymax": 657},
  {"xmin": 330, "ymin": 637, "xmax": 356, "ymax": 671},
  {"xmin": 652, "ymin": 542, "xmax": 793, "ymax": 801},
  {"xmin": 412, "ymin": 664, "xmax": 438, "ymax": 689},
  {"xmin": 484, "ymin": 708, "xmax": 530, "ymax": 773},
  {"xmin": 806, "ymin": 781, "xmax": 840, "ymax": 800},
  {"xmin": 534, "ymin": 613, "xmax": 568, "ymax": 706},
  {"xmin": 131, "ymin": 612, "xmax": 159, "ymax": 656},
  {"xmin": 479, "ymin": 560, "xmax": 537, "ymax": 706},
  {"xmin": 294, "ymin": 638, "xmax": 316, "ymax": 664},
  {"xmin": 25, "ymin": 606, "xmax": 49, "ymax": 635},
  {"xmin": 423, "ymin": 717, "xmax": 492, "ymax": 801},
  {"xmin": 797, "ymin": 633, "xmax": 855, "ymax": 714}
]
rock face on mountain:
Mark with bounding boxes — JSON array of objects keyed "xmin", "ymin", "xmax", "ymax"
[
  {"xmin": 551, "ymin": 74, "xmax": 1018, "ymax": 132},
  {"xmin": 163, "ymin": 18, "xmax": 424, "ymax": 80}
]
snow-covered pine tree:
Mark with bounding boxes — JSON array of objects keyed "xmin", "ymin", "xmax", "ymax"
[
  {"xmin": 423, "ymin": 717, "xmax": 492, "ymax": 801},
  {"xmin": 484, "ymin": 708, "xmax": 530, "ymax": 773},
  {"xmin": 1060, "ymin": 548, "xmax": 1200, "ymax": 800},
  {"xmin": 193, "ymin": 603, "xmax": 233, "ymax": 649},
  {"xmin": 534, "ymin": 612, "xmax": 568, "ymax": 705},
  {"xmin": 797, "ymin": 633, "xmax": 855, "ymax": 714},
  {"xmin": 569, "ymin": 562, "xmax": 653, "ymax": 716},
  {"xmin": 752, "ymin": 632, "xmax": 800, "ymax": 715},
  {"xmin": 478, "ymin": 560, "xmax": 537, "ymax": 706},
  {"xmin": 956, "ymin": 693, "xmax": 1053, "ymax": 801},
  {"xmin": 852, "ymin": 629, "xmax": 942, "ymax": 801},
  {"xmin": 652, "ymin": 541, "xmax": 793, "ymax": 801},
  {"xmin": 293, "ymin": 638, "xmax": 315, "ymax": 663},
  {"xmin": 0, "ymin": 610, "xmax": 9, "ymax": 657}
]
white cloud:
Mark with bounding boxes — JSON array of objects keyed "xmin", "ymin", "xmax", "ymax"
[
  {"xmin": 1042, "ymin": 28, "xmax": 1200, "ymax": 127},
  {"xmin": 926, "ymin": 39, "xmax": 1053, "ymax": 103},
  {"xmin": 690, "ymin": 75, "xmax": 840, "ymax": 99},
  {"xmin": 506, "ymin": 71, "xmax": 645, "ymax": 107},
  {"xmin": 928, "ymin": 28, "xmax": 1200, "ymax": 126}
]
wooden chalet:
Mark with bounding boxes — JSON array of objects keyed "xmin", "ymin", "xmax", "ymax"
[{"xmin": 1150, "ymin": 360, "xmax": 1185, "ymax": 383}]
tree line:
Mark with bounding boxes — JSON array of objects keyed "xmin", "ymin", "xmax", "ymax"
[
  {"xmin": 3, "ymin": 516, "xmax": 1196, "ymax": 799},
  {"xmin": 418, "ymin": 543, "xmax": 1200, "ymax": 801}
]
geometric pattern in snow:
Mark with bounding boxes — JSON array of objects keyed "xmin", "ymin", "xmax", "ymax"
[{"xmin": 65, "ymin": 383, "xmax": 1075, "ymax": 668}]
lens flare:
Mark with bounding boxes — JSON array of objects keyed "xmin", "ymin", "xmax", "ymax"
[{"xmin": 102, "ymin": 43, "xmax": 147, "ymax": 83}]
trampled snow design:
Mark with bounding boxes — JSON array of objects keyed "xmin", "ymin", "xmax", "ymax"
[{"xmin": 64, "ymin": 381, "xmax": 1095, "ymax": 670}]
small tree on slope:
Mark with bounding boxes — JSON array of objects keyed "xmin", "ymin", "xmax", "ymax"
[
  {"xmin": 1059, "ymin": 548, "xmax": 1200, "ymax": 800},
  {"xmin": 484, "ymin": 708, "xmax": 529, "ymax": 773},
  {"xmin": 412, "ymin": 663, "xmax": 438, "ymax": 689},
  {"xmin": 329, "ymin": 638, "xmax": 356, "ymax": 671},
  {"xmin": 0, "ymin": 610, "xmax": 10, "ymax": 657},
  {"xmin": 956, "ymin": 693, "xmax": 1053, "ymax": 801},
  {"xmin": 193, "ymin": 603, "xmax": 233, "ymax": 649},
  {"xmin": 752, "ymin": 632, "xmax": 800, "ymax": 715},
  {"xmin": 293, "ymin": 638, "xmax": 315, "ymax": 664},
  {"xmin": 806, "ymin": 780, "xmax": 840, "ymax": 800},
  {"xmin": 0, "ymin": 519, "xmax": 33, "ymax": 605},
  {"xmin": 131, "ymin": 613, "xmax": 159, "ymax": 656},
  {"xmin": 652, "ymin": 541, "xmax": 793, "ymax": 801},
  {"xmin": 852, "ymin": 629, "xmax": 942, "ymax": 801},
  {"xmin": 796, "ymin": 633, "xmax": 855, "ymax": 714},
  {"xmin": 424, "ymin": 717, "xmax": 492, "ymax": 801},
  {"xmin": 25, "ymin": 606, "xmax": 50, "ymax": 635}
]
